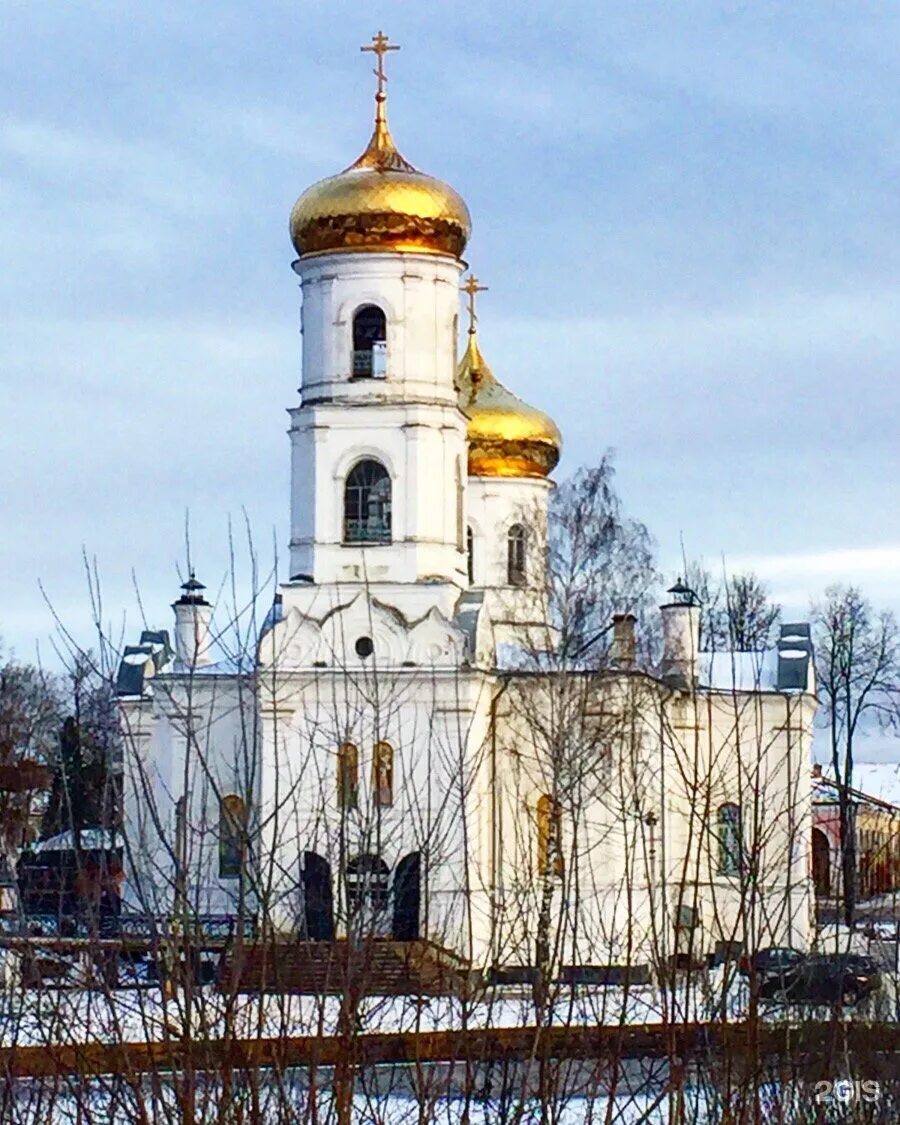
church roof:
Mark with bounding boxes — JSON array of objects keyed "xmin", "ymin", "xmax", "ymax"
[
  {"xmin": 115, "ymin": 630, "xmax": 172, "ymax": 697},
  {"xmin": 497, "ymin": 622, "xmax": 814, "ymax": 694},
  {"xmin": 699, "ymin": 624, "xmax": 814, "ymax": 694}
]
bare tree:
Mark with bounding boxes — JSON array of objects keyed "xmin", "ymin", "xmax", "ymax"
[
  {"xmin": 684, "ymin": 562, "xmax": 780, "ymax": 652},
  {"xmin": 0, "ymin": 530, "xmax": 881, "ymax": 1122},
  {"xmin": 813, "ymin": 585, "xmax": 899, "ymax": 926},
  {"xmin": 42, "ymin": 653, "xmax": 121, "ymax": 840},
  {"xmin": 683, "ymin": 559, "xmax": 728, "ymax": 652},
  {"xmin": 0, "ymin": 652, "xmax": 62, "ymax": 858},
  {"xmin": 549, "ymin": 455, "xmax": 659, "ymax": 665},
  {"xmin": 725, "ymin": 572, "xmax": 780, "ymax": 652}
]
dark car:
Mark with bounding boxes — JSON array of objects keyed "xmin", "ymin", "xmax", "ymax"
[
  {"xmin": 759, "ymin": 953, "xmax": 882, "ymax": 1007},
  {"xmin": 738, "ymin": 946, "xmax": 805, "ymax": 982}
]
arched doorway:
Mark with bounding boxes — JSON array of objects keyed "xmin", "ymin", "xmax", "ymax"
[
  {"xmin": 393, "ymin": 852, "xmax": 421, "ymax": 940},
  {"xmin": 301, "ymin": 852, "xmax": 334, "ymax": 940},
  {"xmin": 811, "ymin": 828, "xmax": 830, "ymax": 898}
]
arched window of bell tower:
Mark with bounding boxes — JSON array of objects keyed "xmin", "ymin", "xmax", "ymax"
[
  {"xmin": 344, "ymin": 459, "xmax": 392, "ymax": 544},
  {"xmin": 352, "ymin": 305, "xmax": 387, "ymax": 378}
]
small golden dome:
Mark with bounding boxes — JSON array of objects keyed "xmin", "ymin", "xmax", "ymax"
[
  {"xmin": 457, "ymin": 332, "xmax": 561, "ymax": 479},
  {"xmin": 290, "ymin": 98, "xmax": 471, "ymax": 260}
]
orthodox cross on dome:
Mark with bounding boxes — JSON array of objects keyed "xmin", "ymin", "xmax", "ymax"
[
  {"xmin": 361, "ymin": 30, "xmax": 400, "ymax": 107},
  {"xmin": 354, "ymin": 31, "xmax": 412, "ymax": 171},
  {"xmin": 461, "ymin": 275, "xmax": 488, "ymax": 336}
]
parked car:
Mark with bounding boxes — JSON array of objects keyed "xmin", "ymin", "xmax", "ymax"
[
  {"xmin": 738, "ymin": 946, "xmax": 805, "ymax": 982},
  {"xmin": 759, "ymin": 953, "xmax": 882, "ymax": 1007}
]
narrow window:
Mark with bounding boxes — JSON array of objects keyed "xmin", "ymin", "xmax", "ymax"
[
  {"xmin": 507, "ymin": 523, "xmax": 527, "ymax": 586},
  {"xmin": 337, "ymin": 743, "xmax": 359, "ymax": 810},
  {"xmin": 373, "ymin": 741, "xmax": 394, "ymax": 807},
  {"xmin": 455, "ymin": 457, "xmax": 465, "ymax": 551},
  {"xmin": 175, "ymin": 796, "xmax": 188, "ymax": 906},
  {"xmin": 537, "ymin": 794, "xmax": 563, "ymax": 877},
  {"xmin": 344, "ymin": 460, "xmax": 392, "ymax": 544},
  {"xmin": 219, "ymin": 794, "xmax": 246, "ymax": 879},
  {"xmin": 718, "ymin": 802, "xmax": 743, "ymax": 875},
  {"xmin": 466, "ymin": 526, "xmax": 475, "ymax": 585},
  {"xmin": 352, "ymin": 305, "xmax": 387, "ymax": 378}
]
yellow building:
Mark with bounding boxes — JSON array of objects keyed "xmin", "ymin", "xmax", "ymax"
[{"xmin": 812, "ymin": 765, "xmax": 900, "ymax": 900}]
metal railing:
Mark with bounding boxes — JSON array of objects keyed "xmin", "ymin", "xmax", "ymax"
[{"xmin": 352, "ymin": 344, "xmax": 387, "ymax": 378}]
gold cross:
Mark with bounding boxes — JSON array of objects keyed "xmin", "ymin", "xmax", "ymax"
[
  {"xmin": 361, "ymin": 31, "xmax": 400, "ymax": 100},
  {"xmin": 461, "ymin": 275, "xmax": 488, "ymax": 335}
]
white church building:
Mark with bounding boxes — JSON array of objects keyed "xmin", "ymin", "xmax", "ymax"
[{"xmin": 116, "ymin": 37, "xmax": 817, "ymax": 980}]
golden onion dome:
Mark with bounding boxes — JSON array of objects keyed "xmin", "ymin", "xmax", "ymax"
[
  {"xmin": 290, "ymin": 92, "xmax": 471, "ymax": 260},
  {"xmin": 457, "ymin": 332, "xmax": 562, "ymax": 479}
]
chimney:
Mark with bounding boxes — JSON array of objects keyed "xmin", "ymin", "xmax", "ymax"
[
  {"xmin": 611, "ymin": 614, "xmax": 636, "ymax": 669},
  {"xmin": 172, "ymin": 572, "xmax": 213, "ymax": 668},
  {"xmin": 660, "ymin": 579, "xmax": 700, "ymax": 689}
]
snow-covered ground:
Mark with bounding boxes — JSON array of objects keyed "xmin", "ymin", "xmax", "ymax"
[
  {"xmin": 5, "ymin": 1070, "xmax": 894, "ymax": 1124},
  {"xmin": 2, "ymin": 963, "xmax": 897, "ymax": 1123},
  {"xmin": 2, "ymin": 964, "xmax": 897, "ymax": 1049},
  {"xmin": 3, "ymin": 1087, "xmax": 687, "ymax": 1125}
]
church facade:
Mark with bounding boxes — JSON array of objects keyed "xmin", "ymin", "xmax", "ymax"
[{"xmin": 117, "ymin": 38, "xmax": 816, "ymax": 976}]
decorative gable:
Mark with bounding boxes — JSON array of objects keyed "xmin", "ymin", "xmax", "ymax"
[
  {"xmin": 407, "ymin": 605, "xmax": 466, "ymax": 667},
  {"xmin": 260, "ymin": 592, "xmax": 467, "ymax": 671}
]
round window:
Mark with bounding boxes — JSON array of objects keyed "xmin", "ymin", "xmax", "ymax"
[{"xmin": 355, "ymin": 636, "xmax": 374, "ymax": 659}]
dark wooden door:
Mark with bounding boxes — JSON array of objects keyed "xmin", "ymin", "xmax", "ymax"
[
  {"xmin": 301, "ymin": 852, "xmax": 334, "ymax": 940},
  {"xmin": 811, "ymin": 829, "xmax": 830, "ymax": 898},
  {"xmin": 393, "ymin": 852, "xmax": 421, "ymax": 941}
]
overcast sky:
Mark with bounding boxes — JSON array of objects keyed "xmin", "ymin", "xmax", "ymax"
[{"xmin": 1, "ymin": 1, "xmax": 898, "ymax": 677}]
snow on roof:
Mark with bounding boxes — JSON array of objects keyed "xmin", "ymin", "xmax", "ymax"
[
  {"xmin": 701, "ymin": 624, "xmax": 813, "ymax": 694},
  {"xmin": 699, "ymin": 650, "xmax": 779, "ymax": 692},
  {"xmin": 499, "ymin": 645, "xmax": 788, "ymax": 690},
  {"xmin": 170, "ymin": 654, "xmax": 250, "ymax": 676},
  {"xmin": 33, "ymin": 829, "xmax": 121, "ymax": 852}
]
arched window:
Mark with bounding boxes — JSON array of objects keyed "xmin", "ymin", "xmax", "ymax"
[
  {"xmin": 372, "ymin": 741, "xmax": 393, "ymax": 807},
  {"xmin": 219, "ymin": 794, "xmax": 246, "ymax": 879},
  {"xmin": 352, "ymin": 305, "xmax": 387, "ymax": 377},
  {"xmin": 337, "ymin": 743, "xmax": 359, "ymax": 810},
  {"xmin": 344, "ymin": 460, "xmax": 392, "ymax": 544},
  {"xmin": 537, "ymin": 794, "xmax": 563, "ymax": 877},
  {"xmin": 466, "ymin": 526, "xmax": 475, "ymax": 585},
  {"xmin": 346, "ymin": 853, "xmax": 390, "ymax": 913},
  {"xmin": 507, "ymin": 523, "xmax": 527, "ymax": 586},
  {"xmin": 717, "ymin": 802, "xmax": 743, "ymax": 876}
]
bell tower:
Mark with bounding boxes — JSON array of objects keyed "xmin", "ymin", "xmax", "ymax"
[{"xmin": 286, "ymin": 34, "xmax": 471, "ymax": 605}]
